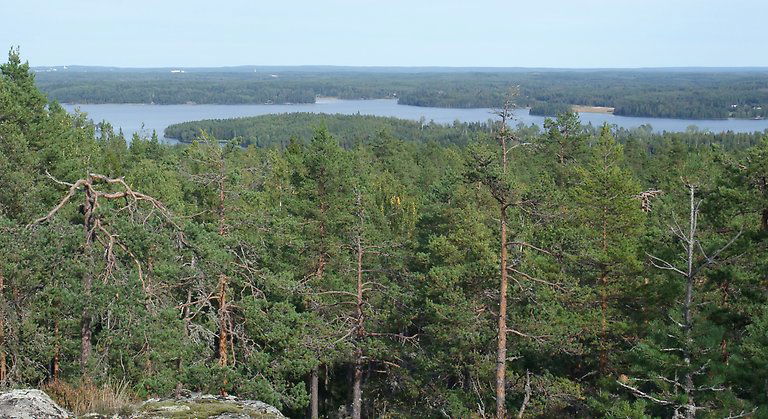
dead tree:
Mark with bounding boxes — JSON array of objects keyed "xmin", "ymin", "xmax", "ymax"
[
  {"xmin": 619, "ymin": 183, "xmax": 741, "ymax": 419},
  {"xmin": 29, "ymin": 172, "xmax": 177, "ymax": 371},
  {"xmin": 634, "ymin": 189, "xmax": 664, "ymax": 213}
]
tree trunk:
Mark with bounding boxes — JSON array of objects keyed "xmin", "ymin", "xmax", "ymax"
[
  {"xmin": 309, "ymin": 252, "xmax": 326, "ymax": 416},
  {"xmin": 352, "ymin": 212, "xmax": 365, "ymax": 419},
  {"xmin": 52, "ymin": 319, "xmax": 60, "ymax": 382},
  {"xmin": 599, "ymin": 205, "xmax": 609, "ymax": 374},
  {"xmin": 0, "ymin": 270, "xmax": 5, "ymax": 384},
  {"xmin": 352, "ymin": 348, "xmax": 363, "ymax": 419},
  {"xmin": 216, "ymin": 163, "xmax": 230, "ymax": 384},
  {"xmin": 307, "ymin": 173, "xmax": 330, "ymax": 415},
  {"xmin": 81, "ymin": 182, "xmax": 96, "ymax": 369},
  {"xmin": 309, "ymin": 366, "xmax": 319, "ymax": 419},
  {"xmin": 216, "ymin": 208, "xmax": 229, "ymax": 398},
  {"xmin": 177, "ymin": 288, "xmax": 192, "ymax": 391},
  {"xmin": 720, "ymin": 278, "xmax": 730, "ymax": 364},
  {"xmin": 683, "ymin": 185, "xmax": 696, "ymax": 419},
  {"xmin": 496, "ymin": 207, "xmax": 508, "ymax": 419},
  {"xmin": 761, "ymin": 207, "xmax": 768, "ymax": 232},
  {"xmin": 599, "ymin": 273, "xmax": 608, "ymax": 374},
  {"xmin": 217, "ymin": 274, "xmax": 228, "ymax": 367},
  {"xmin": 494, "ymin": 103, "xmax": 512, "ymax": 419}
]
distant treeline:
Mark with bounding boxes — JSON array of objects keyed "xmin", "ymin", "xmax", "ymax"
[
  {"xmin": 36, "ymin": 69, "xmax": 768, "ymax": 119},
  {"xmin": 165, "ymin": 112, "xmax": 768, "ymax": 152}
]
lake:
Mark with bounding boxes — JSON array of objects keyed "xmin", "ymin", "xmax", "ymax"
[{"xmin": 62, "ymin": 99, "xmax": 768, "ymax": 144}]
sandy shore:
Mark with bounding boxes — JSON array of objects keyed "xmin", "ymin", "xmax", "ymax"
[{"xmin": 572, "ymin": 105, "xmax": 615, "ymax": 114}]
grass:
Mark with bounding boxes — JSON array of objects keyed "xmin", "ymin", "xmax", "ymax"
[
  {"xmin": 42, "ymin": 380, "xmax": 280, "ymax": 418},
  {"xmin": 43, "ymin": 378, "xmax": 136, "ymax": 416}
]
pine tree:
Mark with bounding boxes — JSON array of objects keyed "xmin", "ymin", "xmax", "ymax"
[
  {"xmin": 572, "ymin": 124, "xmax": 643, "ymax": 376},
  {"xmin": 290, "ymin": 128, "xmax": 354, "ymax": 417},
  {"xmin": 29, "ymin": 171, "xmax": 179, "ymax": 374},
  {"xmin": 541, "ymin": 112, "xmax": 587, "ymax": 185}
]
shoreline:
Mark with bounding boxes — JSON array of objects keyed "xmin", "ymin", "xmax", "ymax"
[{"xmin": 572, "ymin": 105, "xmax": 615, "ymax": 114}]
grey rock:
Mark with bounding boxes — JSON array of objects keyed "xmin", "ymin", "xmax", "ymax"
[{"xmin": 0, "ymin": 389, "xmax": 71, "ymax": 419}]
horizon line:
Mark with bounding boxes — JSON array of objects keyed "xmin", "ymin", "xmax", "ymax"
[{"xmin": 30, "ymin": 64, "xmax": 768, "ymax": 71}]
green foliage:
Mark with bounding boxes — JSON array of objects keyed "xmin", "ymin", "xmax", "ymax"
[
  {"xmin": 3, "ymin": 50, "xmax": 768, "ymax": 418},
  {"xmin": 529, "ymin": 101, "xmax": 573, "ymax": 117},
  {"xmin": 164, "ymin": 112, "xmax": 490, "ymax": 147}
]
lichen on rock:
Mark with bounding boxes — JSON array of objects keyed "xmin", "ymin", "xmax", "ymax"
[
  {"xmin": 0, "ymin": 389, "xmax": 72, "ymax": 419},
  {"xmin": 0, "ymin": 389, "xmax": 286, "ymax": 419},
  {"xmin": 133, "ymin": 394, "xmax": 286, "ymax": 418}
]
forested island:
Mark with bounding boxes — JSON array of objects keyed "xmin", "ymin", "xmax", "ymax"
[
  {"xmin": 163, "ymin": 113, "xmax": 495, "ymax": 146},
  {"xmin": 4, "ymin": 50, "xmax": 768, "ymax": 418},
  {"xmin": 163, "ymin": 112, "xmax": 767, "ymax": 150},
  {"xmin": 35, "ymin": 66, "xmax": 768, "ymax": 120}
]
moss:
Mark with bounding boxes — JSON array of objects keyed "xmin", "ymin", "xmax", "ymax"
[
  {"xmin": 131, "ymin": 398, "xmax": 283, "ymax": 418},
  {"xmin": 139, "ymin": 399, "xmax": 244, "ymax": 418}
]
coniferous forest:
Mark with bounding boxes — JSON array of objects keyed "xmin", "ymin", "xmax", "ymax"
[{"xmin": 4, "ymin": 48, "xmax": 768, "ymax": 419}]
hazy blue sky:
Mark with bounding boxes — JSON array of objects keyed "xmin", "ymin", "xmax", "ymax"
[{"xmin": 2, "ymin": 0, "xmax": 766, "ymax": 68}]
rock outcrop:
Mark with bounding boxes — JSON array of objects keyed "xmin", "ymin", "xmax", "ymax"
[
  {"xmin": 132, "ymin": 394, "xmax": 286, "ymax": 418},
  {"xmin": 0, "ymin": 389, "xmax": 286, "ymax": 418},
  {"xmin": 0, "ymin": 389, "xmax": 71, "ymax": 419}
]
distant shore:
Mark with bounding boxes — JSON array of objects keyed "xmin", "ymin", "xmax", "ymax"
[{"xmin": 572, "ymin": 105, "xmax": 615, "ymax": 114}]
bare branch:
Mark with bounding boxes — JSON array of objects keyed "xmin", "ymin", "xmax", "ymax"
[
  {"xmin": 616, "ymin": 380, "xmax": 674, "ymax": 406},
  {"xmin": 507, "ymin": 328, "xmax": 550, "ymax": 343},
  {"xmin": 516, "ymin": 370, "xmax": 532, "ymax": 419},
  {"xmin": 367, "ymin": 332, "xmax": 419, "ymax": 345},
  {"xmin": 722, "ymin": 407, "xmax": 758, "ymax": 419},
  {"xmin": 28, "ymin": 178, "xmax": 88, "ymax": 227},
  {"xmin": 690, "ymin": 230, "xmax": 742, "ymax": 279},
  {"xmin": 647, "ymin": 253, "xmax": 687, "ymax": 277},
  {"xmin": 508, "ymin": 241, "xmax": 553, "ymax": 256},
  {"xmin": 507, "ymin": 266, "xmax": 567, "ymax": 292}
]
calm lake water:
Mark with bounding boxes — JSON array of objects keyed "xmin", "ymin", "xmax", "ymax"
[{"xmin": 63, "ymin": 99, "xmax": 768, "ymax": 144}]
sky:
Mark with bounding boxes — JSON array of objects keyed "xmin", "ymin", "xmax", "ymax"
[{"xmin": 2, "ymin": 0, "xmax": 767, "ymax": 68}]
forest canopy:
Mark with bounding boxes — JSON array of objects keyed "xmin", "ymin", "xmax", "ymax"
[{"xmin": 4, "ymin": 50, "xmax": 768, "ymax": 418}]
